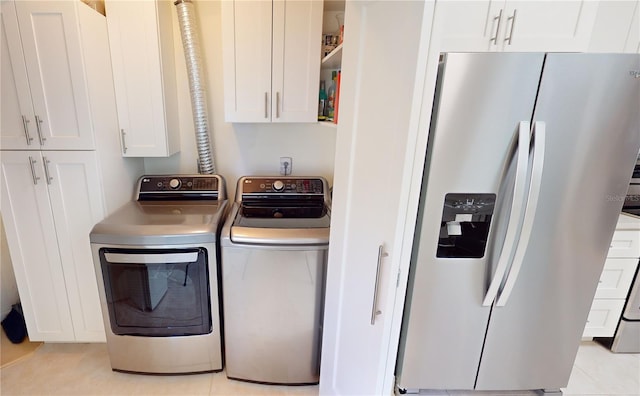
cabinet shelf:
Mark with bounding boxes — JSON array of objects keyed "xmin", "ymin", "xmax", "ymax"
[
  {"xmin": 317, "ymin": 120, "xmax": 337, "ymax": 129},
  {"xmin": 321, "ymin": 43, "xmax": 342, "ymax": 70}
]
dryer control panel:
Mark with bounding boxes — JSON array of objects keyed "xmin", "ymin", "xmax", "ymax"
[{"xmin": 136, "ymin": 175, "xmax": 226, "ymax": 201}]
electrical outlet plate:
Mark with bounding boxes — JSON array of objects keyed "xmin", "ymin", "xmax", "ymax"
[{"xmin": 280, "ymin": 157, "xmax": 292, "ymax": 175}]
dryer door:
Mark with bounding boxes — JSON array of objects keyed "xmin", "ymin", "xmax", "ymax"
[{"xmin": 98, "ymin": 247, "xmax": 211, "ymax": 336}]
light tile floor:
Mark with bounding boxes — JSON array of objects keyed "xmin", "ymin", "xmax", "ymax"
[{"xmin": 0, "ymin": 341, "xmax": 638, "ymax": 395}]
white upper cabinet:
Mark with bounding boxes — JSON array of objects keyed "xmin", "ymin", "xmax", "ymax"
[
  {"xmin": 0, "ymin": 0, "xmax": 95, "ymax": 150},
  {"xmin": 589, "ymin": 1, "xmax": 640, "ymax": 53},
  {"xmin": 105, "ymin": 0, "xmax": 180, "ymax": 157},
  {"xmin": 625, "ymin": 1, "xmax": 640, "ymax": 53},
  {"xmin": 436, "ymin": 1, "xmax": 598, "ymax": 52},
  {"xmin": 222, "ymin": 0, "xmax": 323, "ymax": 123}
]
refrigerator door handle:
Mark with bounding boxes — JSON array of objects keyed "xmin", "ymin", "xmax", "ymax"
[
  {"xmin": 482, "ymin": 121, "xmax": 531, "ymax": 306},
  {"xmin": 496, "ymin": 121, "xmax": 546, "ymax": 306}
]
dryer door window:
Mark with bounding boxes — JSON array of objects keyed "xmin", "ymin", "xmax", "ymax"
[{"xmin": 98, "ymin": 247, "xmax": 211, "ymax": 336}]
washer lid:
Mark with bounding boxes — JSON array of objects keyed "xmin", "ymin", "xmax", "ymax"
[
  {"xmin": 90, "ymin": 200, "xmax": 228, "ymax": 245},
  {"xmin": 230, "ymin": 212, "xmax": 330, "ymax": 245}
]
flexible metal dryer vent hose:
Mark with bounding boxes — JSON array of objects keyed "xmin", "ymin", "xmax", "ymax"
[{"xmin": 174, "ymin": 0, "xmax": 215, "ymax": 174}]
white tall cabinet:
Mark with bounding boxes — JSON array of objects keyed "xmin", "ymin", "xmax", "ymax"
[
  {"xmin": 104, "ymin": 0, "xmax": 180, "ymax": 157},
  {"xmin": 221, "ymin": 0, "xmax": 322, "ymax": 123},
  {"xmin": 320, "ymin": 2, "xmax": 435, "ymax": 394},
  {"xmin": 0, "ymin": 0, "xmax": 142, "ymax": 343}
]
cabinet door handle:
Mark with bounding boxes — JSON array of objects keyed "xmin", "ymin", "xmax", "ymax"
[
  {"xmin": 490, "ymin": 9, "xmax": 503, "ymax": 45},
  {"xmin": 28, "ymin": 156, "xmax": 40, "ymax": 185},
  {"xmin": 120, "ymin": 129, "xmax": 127, "ymax": 154},
  {"xmin": 370, "ymin": 245, "xmax": 388, "ymax": 325},
  {"xmin": 35, "ymin": 115, "xmax": 45, "ymax": 145},
  {"xmin": 505, "ymin": 9, "xmax": 517, "ymax": 45},
  {"xmin": 264, "ymin": 92, "xmax": 269, "ymax": 119},
  {"xmin": 42, "ymin": 156, "xmax": 53, "ymax": 185},
  {"xmin": 276, "ymin": 92, "xmax": 280, "ymax": 118},
  {"xmin": 21, "ymin": 116, "xmax": 33, "ymax": 145}
]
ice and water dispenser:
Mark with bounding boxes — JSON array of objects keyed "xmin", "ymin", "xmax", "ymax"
[{"xmin": 437, "ymin": 193, "xmax": 496, "ymax": 258}]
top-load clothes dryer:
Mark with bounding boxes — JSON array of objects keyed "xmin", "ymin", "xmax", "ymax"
[
  {"xmin": 221, "ymin": 176, "xmax": 331, "ymax": 385},
  {"xmin": 89, "ymin": 174, "xmax": 227, "ymax": 374}
]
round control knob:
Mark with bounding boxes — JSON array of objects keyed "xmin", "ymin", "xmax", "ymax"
[
  {"xmin": 169, "ymin": 178, "xmax": 181, "ymax": 189},
  {"xmin": 272, "ymin": 180, "xmax": 285, "ymax": 191}
]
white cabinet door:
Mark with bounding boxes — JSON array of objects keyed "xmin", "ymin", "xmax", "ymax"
[
  {"xmin": 436, "ymin": 1, "xmax": 597, "ymax": 52},
  {"xmin": 594, "ymin": 258, "xmax": 638, "ymax": 299},
  {"xmin": 222, "ymin": 1, "xmax": 273, "ymax": 122},
  {"xmin": 589, "ymin": 1, "xmax": 639, "ymax": 53},
  {"xmin": 583, "ymin": 299, "xmax": 626, "ymax": 337},
  {"xmin": 0, "ymin": 0, "xmax": 37, "ymax": 150},
  {"xmin": 271, "ymin": 0, "xmax": 322, "ymax": 122},
  {"xmin": 105, "ymin": 0, "xmax": 179, "ymax": 157},
  {"xmin": 222, "ymin": 0, "xmax": 321, "ymax": 123},
  {"xmin": 502, "ymin": 1, "xmax": 597, "ymax": 52},
  {"xmin": 625, "ymin": 2, "xmax": 640, "ymax": 53},
  {"xmin": 13, "ymin": 1, "xmax": 94, "ymax": 150},
  {"xmin": 0, "ymin": 151, "xmax": 75, "ymax": 342},
  {"xmin": 45, "ymin": 151, "xmax": 106, "ymax": 342},
  {"xmin": 436, "ymin": 1, "xmax": 505, "ymax": 52}
]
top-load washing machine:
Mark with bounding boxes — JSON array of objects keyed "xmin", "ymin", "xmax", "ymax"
[
  {"xmin": 89, "ymin": 174, "xmax": 227, "ymax": 374},
  {"xmin": 221, "ymin": 176, "xmax": 331, "ymax": 385}
]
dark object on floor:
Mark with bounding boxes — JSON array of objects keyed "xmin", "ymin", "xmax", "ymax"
[{"xmin": 2, "ymin": 303, "xmax": 27, "ymax": 344}]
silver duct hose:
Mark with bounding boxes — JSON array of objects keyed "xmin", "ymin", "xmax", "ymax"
[{"xmin": 174, "ymin": 0, "xmax": 215, "ymax": 174}]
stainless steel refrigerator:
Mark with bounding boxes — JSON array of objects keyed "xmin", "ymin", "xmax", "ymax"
[{"xmin": 396, "ymin": 53, "xmax": 640, "ymax": 393}]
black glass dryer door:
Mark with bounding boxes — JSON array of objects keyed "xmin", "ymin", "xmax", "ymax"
[{"xmin": 99, "ymin": 248, "xmax": 211, "ymax": 336}]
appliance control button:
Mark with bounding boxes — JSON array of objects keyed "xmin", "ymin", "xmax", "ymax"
[
  {"xmin": 273, "ymin": 180, "xmax": 285, "ymax": 191},
  {"xmin": 169, "ymin": 178, "xmax": 181, "ymax": 189}
]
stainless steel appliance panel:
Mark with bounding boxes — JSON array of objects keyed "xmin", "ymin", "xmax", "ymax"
[
  {"xmin": 91, "ymin": 243, "xmax": 223, "ymax": 373},
  {"xmin": 220, "ymin": 175, "xmax": 330, "ymax": 385},
  {"xmin": 396, "ymin": 53, "xmax": 545, "ymax": 390},
  {"xmin": 611, "ymin": 320, "xmax": 640, "ymax": 352},
  {"xmin": 476, "ymin": 54, "xmax": 640, "ymax": 390},
  {"xmin": 222, "ymin": 245, "xmax": 327, "ymax": 384},
  {"xmin": 623, "ymin": 266, "xmax": 640, "ymax": 321}
]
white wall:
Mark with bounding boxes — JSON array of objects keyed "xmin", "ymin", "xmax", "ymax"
[
  {"xmin": 143, "ymin": 0, "xmax": 337, "ymax": 199},
  {"xmin": 1, "ymin": 215, "xmax": 19, "ymax": 319}
]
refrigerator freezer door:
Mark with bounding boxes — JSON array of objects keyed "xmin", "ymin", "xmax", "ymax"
[
  {"xmin": 396, "ymin": 53, "xmax": 545, "ymax": 391},
  {"xmin": 476, "ymin": 54, "xmax": 640, "ymax": 390}
]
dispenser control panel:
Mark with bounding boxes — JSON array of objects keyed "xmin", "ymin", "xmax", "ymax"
[{"xmin": 437, "ymin": 193, "xmax": 496, "ymax": 259}]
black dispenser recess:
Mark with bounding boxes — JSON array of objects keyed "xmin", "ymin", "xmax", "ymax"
[{"xmin": 437, "ymin": 193, "xmax": 495, "ymax": 258}]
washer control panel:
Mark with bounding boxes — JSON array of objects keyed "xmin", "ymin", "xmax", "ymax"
[{"xmin": 241, "ymin": 178, "xmax": 324, "ymax": 195}]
